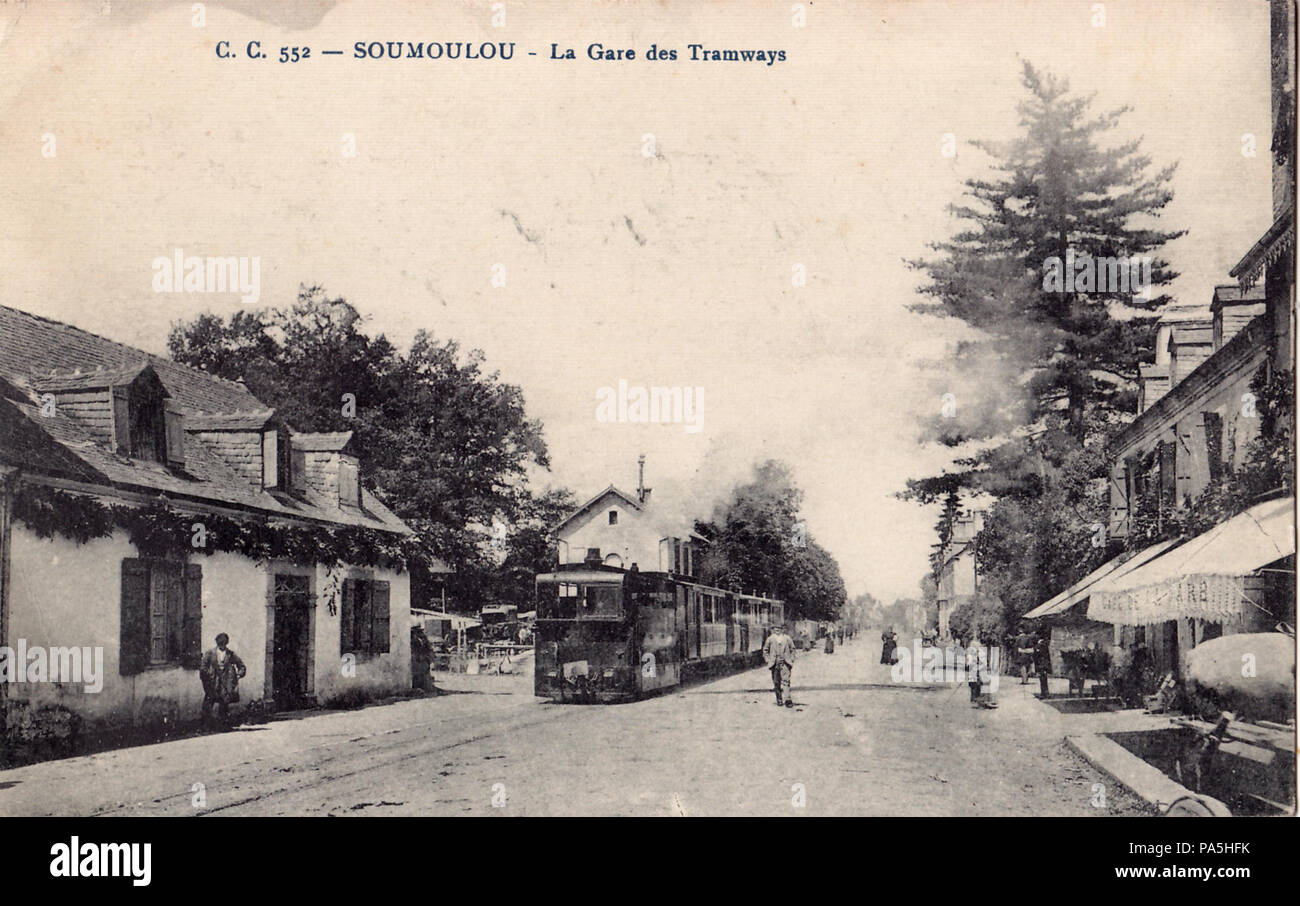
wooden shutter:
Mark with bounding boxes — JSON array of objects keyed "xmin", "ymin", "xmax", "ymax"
[
  {"xmin": 371, "ymin": 581, "xmax": 390, "ymax": 654},
  {"xmin": 262, "ymin": 430, "xmax": 278, "ymax": 489},
  {"xmin": 164, "ymin": 562, "xmax": 185, "ymax": 663},
  {"xmin": 164, "ymin": 404, "xmax": 186, "ymax": 469},
  {"xmin": 340, "ymin": 578, "xmax": 356, "ymax": 654},
  {"xmin": 150, "ymin": 568, "xmax": 170, "ymax": 664},
  {"xmin": 1203, "ymin": 412, "xmax": 1224, "ymax": 481},
  {"xmin": 120, "ymin": 559, "xmax": 150, "ymax": 675},
  {"xmin": 111, "ymin": 386, "xmax": 132, "ymax": 455},
  {"xmin": 1158, "ymin": 441, "xmax": 1177, "ymax": 507},
  {"xmin": 338, "ymin": 458, "xmax": 359, "ymax": 506},
  {"xmin": 181, "ymin": 563, "xmax": 203, "ymax": 669},
  {"xmin": 1108, "ymin": 464, "xmax": 1128, "ymax": 526}
]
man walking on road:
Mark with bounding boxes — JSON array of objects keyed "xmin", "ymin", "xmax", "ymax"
[
  {"xmin": 763, "ymin": 624, "xmax": 796, "ymax": 708},
  {"xmin": 1034, "ymin": 632, "xmax": 1052, "ymax": 698},
  {"xmin": 1015, "ymin": 626, "xmax": 1035, "ymax": 685}
]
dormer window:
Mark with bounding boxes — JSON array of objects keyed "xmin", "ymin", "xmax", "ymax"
[
  {"xmin": 608, "ymin": 510, "xmax": 618, "ymax": 525},
  {"xmin": 111, "ymin": 384, "xmax": 166, "ymax": 462},
  {"xmin": 34, "ymin": 363, "xmax": 180, "ymax": 465},
  {"xmin": 288, "ymin": 431, "xmax": 359, "ymax": 505},
  {"xmin": 106, "ymin": 366, "xmax": 169, "ymax": 463}
]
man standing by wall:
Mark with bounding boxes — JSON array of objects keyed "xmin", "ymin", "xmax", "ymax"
[
  {"xmin": 763, "ymin": 623, "xmax": 796, "ymax": 708},
  {"xmin": 200, "ymin": 632, "xmax": 246, "ymax": 730}
]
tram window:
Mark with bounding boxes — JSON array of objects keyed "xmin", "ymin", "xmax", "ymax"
[
  {"xmin": 538, "ymin": 583, "xmax": 578, "ymax": 619},
  {"xmin": 580, "ymin": 584, "xmax": 622, "ymax": 618}
]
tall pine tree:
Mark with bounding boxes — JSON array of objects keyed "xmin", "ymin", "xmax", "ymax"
[
  {"xmin": 906, "ymin": 61, "xmax": 1185, "ymax": 506},
  {"xmin": 903, "ymin": 62, "xmax": 1188, "ymax": 621}
]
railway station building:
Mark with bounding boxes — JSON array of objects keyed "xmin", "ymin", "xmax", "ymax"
[{"xmin": 552, "ymin": 460, "xmax": 703, "ymax": 578}]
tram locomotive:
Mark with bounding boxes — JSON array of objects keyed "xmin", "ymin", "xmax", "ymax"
[{"xmin": 533, "ymin": 563, "xmax": 784, "ymax": 702}]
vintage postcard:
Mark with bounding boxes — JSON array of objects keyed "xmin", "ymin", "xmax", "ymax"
[{"xmin": 0, "ymin": 0, "xmax": 1294, "ymax": 874}]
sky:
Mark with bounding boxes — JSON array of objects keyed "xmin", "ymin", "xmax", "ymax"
[{"xmin": 0, "ymin": 0, "xmax": 1277, "ymax": 603}]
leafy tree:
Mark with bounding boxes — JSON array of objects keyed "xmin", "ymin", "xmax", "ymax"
[
  {"xmin": 946, "ymin": 594, "xmax": 1009, "ymax": 645},
  {"xmin": 168, "ymin": 286, "xmax": 561, "ymax": 609},
  {"xmin": 695, "ymin": 460, "xmax": 847, "ymax": 621},
  {"xmin": 494, "ymin": 487, "xmax": 578, "ymax": 608}
]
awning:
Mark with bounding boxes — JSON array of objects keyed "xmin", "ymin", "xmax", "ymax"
[
  {"xmin": 1022, "ymin": 539, "xmax": 1181, "ymax": 619},
  {"xmin": 1088, "ymin": 496, "xmax": 1295, "ymax": 626},
  {"xmin": 410, "ymin": 608, "xmax": 481, "ymax": 629}
]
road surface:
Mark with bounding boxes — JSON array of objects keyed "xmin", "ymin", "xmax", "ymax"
[{"xmin": 0, "ymin": 637, "xmax": 1146, "ymax": 816}]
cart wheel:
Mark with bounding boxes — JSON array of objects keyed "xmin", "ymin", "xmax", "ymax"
[{"xmin": 1163, "ymin": 795, "xmax": 1232, "ymax": 817}]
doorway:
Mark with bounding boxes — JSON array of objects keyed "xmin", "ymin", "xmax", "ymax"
[{"xmin": 271, "ymin": 573, "xmax": 313, "ymax": 709}]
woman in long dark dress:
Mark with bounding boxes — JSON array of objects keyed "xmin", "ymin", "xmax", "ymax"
[{"xmin": 880, "ymin": 627, "xmax": 897, "ymax": 665}]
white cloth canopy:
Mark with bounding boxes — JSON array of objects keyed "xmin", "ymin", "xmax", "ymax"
[
  {"xmin": 1088, "ymin": 496, "xmax": 1294, "ymax": 625},
  {"xmin": 1022, "ymin": 539, "xmax": 1180, "ymax": 619}
]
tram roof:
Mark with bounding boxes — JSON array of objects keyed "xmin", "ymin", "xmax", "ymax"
[{"xmin": 535, "ymin": 569, "xmax": 627, "ymax": 585}]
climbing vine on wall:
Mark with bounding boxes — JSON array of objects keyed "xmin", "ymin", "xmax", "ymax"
[
  {"xmin": 11, "ymin": 483, "xmax": 419, "ymax": 572},
  {"xmin": 1124, "ymin": 364, "xmax": 1295, "ymax": 550}
]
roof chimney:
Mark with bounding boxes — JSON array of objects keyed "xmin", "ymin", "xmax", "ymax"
[{"xmin": 636, "ymin": 454, "xmax": 651, "ymax": 504}]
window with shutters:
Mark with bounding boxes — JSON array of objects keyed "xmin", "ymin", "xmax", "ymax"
[
  {"xmin": 339, "ymin": 577, "xmax": 391, "ymax": 657},
  {"xmin": 111, "ymin": 382, "xmax": 168, "ymax": 463},
  {"xmin": 259, "ymin": 427, "xmax": 293, "ymax": 491},
  {"xmin": 120, "ymin": 558, "xmax": 202, "ymax": 674},
  {"xmin": 129, "ymin": 391, "xmax": 166, "ymax": 463}
]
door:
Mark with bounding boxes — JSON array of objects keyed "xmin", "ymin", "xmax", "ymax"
[{"xmin": 272, "ymin": 573, "xmax": 313, "ymax": 708}]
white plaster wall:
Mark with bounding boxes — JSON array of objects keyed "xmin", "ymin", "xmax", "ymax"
[
  {"xmin": 312, "ymin": 564, "xmax": 410, "ymax": 704},
  {"xmin": 199, "ymin": 551, "xmax": 271, "ymax": 711},
  {"xmin": 5, "ymin": 528, "xmax": 268, "ymax": 729},
  {"xmin": 5, "ymin": 524, "xmax": 411, "ymax": 731},
  {"xmin": 558, "ymin": 500, "xmax": 661, "ymax": 570}
]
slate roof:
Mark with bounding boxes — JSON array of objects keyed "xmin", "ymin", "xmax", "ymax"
[
  {"xmin": 1169, "ymin": 324, "xmax": 1214, "ymax": 346},
  {"xmin": 0, "ymin": 304, "xmax": 263, "ymax": 414},
  {"xmin": 291, "ymin": 431, "xmax": 355, "ymax": 453},
  {"xmin": 30, "ymin": 362, "xmax": 156, "ymax": 393},
  {"xmin": 0, "ymin": 304, "xmax": 409, "ymax": 536},
  {"xmin": 552, "ymin": 484, "xmax": 644, "ymax": 532},
  {"xmin": 187, "ymin": 411, "xmax": 278, "ymax": 431}
]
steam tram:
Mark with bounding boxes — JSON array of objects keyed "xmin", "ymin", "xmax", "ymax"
[{"xmin": 533, "ymin": 563, "xmax": 785, "ymax": 702}]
